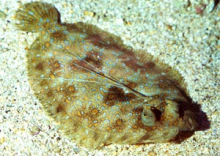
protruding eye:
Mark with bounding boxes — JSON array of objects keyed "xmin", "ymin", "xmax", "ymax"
[{"xmin": 141, "ymin": 107, "xmax": 156, "ymax": 127}]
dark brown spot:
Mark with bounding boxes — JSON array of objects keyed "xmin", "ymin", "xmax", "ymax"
[
  {"xmin": 144, "ymin": 62, "xmax": 155, "ymax": 69},
  {"xmin": 86, "ymin": 32, "xmax": 126, "ymax": 53},
  {"xmin": 56, "ymin": 104, "xmax": 66, "ymax": 113},
  {"xmin": 87, "ymin": 34, "xmax": 102, "ymax": 46},
  {"xmin": 119, "ymin": 51, "xmax": 142, "ymax": 72},
  {"xmin": 158, "ymin": 83, "xmax": 169, "ymax": 90},
  {"xmin": 35, "ymin": 62, "xmax": 44, "ymax": 70},
  {"xmin": 69, "ymin": 51, "xmax": 103, "ymax": 74},
  {"xmin": 50, "ymin": 30, "xmax": 67, "ymax": 40},
  {"xmin": 46, "ymin": 90, "xmax": 53, "ymax": 97},
  {"xmin": 118, "ymin": 51, "xmax": 153, "ymax": 73},
  {"xmin": 39, "ymin": 80, "xmax": 48, "ymax": 86},
  {"xmin": 104, "ymin": 86, "xmax": 136, "ymax": 106},
  {"xmin": 132, "ymin": 107, "xmax": 143, "ymax": 114},
  {"xmin": 155, "ymin": 76, "xmax": 171, "ymax": 90},
  {"xmin": 83, "ymin": 51, "xmax": 102, "ymax": 69},
  {"xmin": 69, "ymin": 60, "xmax": 84, "ymax": 71},
  {"xmin": 126, "ymin": 81, "xmax": 137, "ymax": 89}
]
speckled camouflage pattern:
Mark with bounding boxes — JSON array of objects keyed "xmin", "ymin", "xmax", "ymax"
[{"xmin": 15, "ymin": 2, "xmax": 198, "ymax": 149}]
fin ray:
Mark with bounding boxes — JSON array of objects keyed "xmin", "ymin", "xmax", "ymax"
[{"xmin": 15, "ymin": 2, "xmax": 59, "ymax": 32}]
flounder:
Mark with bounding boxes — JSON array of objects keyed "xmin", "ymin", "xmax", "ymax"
[{"xmin": 15, "ymin": 2, "xmax": 198, "ymax": 149}]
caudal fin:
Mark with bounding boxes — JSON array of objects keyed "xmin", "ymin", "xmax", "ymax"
[{"xmin": 15, "ymin": 2, "xmax": 60, "ymax": 32}]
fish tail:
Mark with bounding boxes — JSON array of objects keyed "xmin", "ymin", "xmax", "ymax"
[{"xmin": 15, "ymin": 2, "xmax": 59, "ymax": 32}]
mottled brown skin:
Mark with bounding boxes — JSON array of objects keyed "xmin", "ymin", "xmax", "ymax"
[{"xmin": 15, "ymin": 2, "xmax": 198, "ymax": 149}]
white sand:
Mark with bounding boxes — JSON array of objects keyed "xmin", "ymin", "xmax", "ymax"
[{"xmin": 0, "ymin": 0, "xmax": 219, "ymax": 155}]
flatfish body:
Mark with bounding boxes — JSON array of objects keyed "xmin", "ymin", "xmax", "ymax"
[{"xmin": 15, "ymin": 2, "xmax": 197, "ymax": 149}]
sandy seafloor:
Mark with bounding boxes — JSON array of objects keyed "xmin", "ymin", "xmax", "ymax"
[{"xmin": 0, "ymin": 0, "xmax": 219, "ymax": 155}]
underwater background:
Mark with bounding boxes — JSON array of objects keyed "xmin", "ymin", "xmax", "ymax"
[{"xmin": 0, "ymin": 0, "xmax": 219, "ymax": 155}]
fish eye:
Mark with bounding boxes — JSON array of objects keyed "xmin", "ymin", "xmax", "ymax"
[
  {"xmin": 141, "ymin": 106, "xmax": 162, "ymax": 127},
  {"xmin": 141, "ymin": 107, "xmax": 156, "ymax": 127}
]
